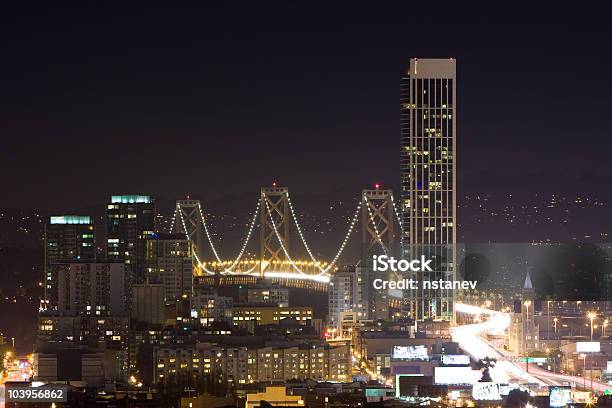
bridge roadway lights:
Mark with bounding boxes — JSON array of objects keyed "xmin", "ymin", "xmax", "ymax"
[{"xmin": 196, "ymin": 274, "xmax": 329, "ymax": 292}]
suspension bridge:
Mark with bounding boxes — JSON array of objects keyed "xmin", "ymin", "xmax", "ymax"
[{"xmin": 168, "ymin": 185, "xmax": 403, "ymax": 287}]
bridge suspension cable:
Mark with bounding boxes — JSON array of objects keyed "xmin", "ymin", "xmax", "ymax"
[
  {"xmin": 263, "ymin": 197, "xmax": 321, "ymax": 276},
  {"xmin": 196, "ymin": 202, "xmax": 223, "ymax": 264},
  {"xmin": 322, "ymin": 200, "xmax": 362, "ymax": 272},
  {"xmin": 390, "ymin": 194, "xmax": 404, "ymax": 233},
  {"xmin": 177, "ymin": 204, "xmax": 214, "ymax": 275},
  {"xmin": 266, "ymin": 193, "xmax": 362, "ymax": 275},
  {"xmin": 217, "ymin": 200, "xmax": 261, "ymax": 274},
  {"xmin": 172, "ymin": 188, "xmax": 399, "ymax": 278},
  {"xmin": 285, "ymin": 192, "xmax": 326, "ymax": 272},
  {"xmin": 168, "ymin": 205, "xmax": 178, "ymax": 234},
  {"xmin": 195, "ymin": 200, "xmax": 261, "ymax": 274},
  {"xmin": 176, "ymin": 202, "xmax": 259, "ymax": 275}
]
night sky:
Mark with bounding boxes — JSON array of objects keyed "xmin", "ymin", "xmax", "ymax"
[{"xmin": 1, "ymin": 4, "xmax": 610, "ymax": 210}]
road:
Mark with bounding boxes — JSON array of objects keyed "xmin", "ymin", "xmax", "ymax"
[{"xmin": 453, "ymin": 303, "xmax": 610, "ymax": 394}]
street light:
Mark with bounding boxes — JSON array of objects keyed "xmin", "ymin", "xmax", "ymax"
[{"xmin": 587, "ymin": 312, "xmax": 597, "ymax": 341}]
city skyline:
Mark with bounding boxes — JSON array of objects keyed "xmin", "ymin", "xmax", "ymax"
[{"xmin": 1, "ymin": 5, "xmax": 612, "ymax": 407}]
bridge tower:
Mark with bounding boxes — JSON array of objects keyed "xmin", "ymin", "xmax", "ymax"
[
  {"xmin": 361, "ymin": 189, "xmax": 396, "ymax": 255},
  {"xmin": 362, "ymin": 188, "xmax": 399, "ymax": 322},
  {"xmin": 260, "ymin": 186, "xmax": 290, "ymax": 276},
  {"xmin": 172, "ymin": 198, "xmax": 205, "ymax": 262}
]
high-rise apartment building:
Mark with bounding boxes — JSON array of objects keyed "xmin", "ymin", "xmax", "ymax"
[
  {"xmin": 145, "ymin": 233, "xmax": 194, "ymax": 302},
  {"xmin": 400, "ymin": 58, "xmax": 456, "ymax": 321},
  {"xmin": 51, "ymin": 262, "xmax": 128, "ymax": 316},
  {"xmin": 328, "ymin": 266, "xmax": 368, "ymax": 329},
  {"xmin": 106, "ymin": 195, "xmax": 155, "ymax": 284},
  {"xmin": 131, "ymin": 283, "xmax": 165, "ymax": 325},
  {"xmin": 44, "ymin": 215, "xmax": 95, "ymax": 308}
]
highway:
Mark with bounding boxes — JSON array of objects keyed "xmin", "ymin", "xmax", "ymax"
[{"xmin": 452, "ymin": 303, "xmax": 610, "ymax": 394}]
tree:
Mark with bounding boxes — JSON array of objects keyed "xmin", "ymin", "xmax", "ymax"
[
  {"xmin": 505, "ymin": 389, "xmax": 529, "ymax": 408},
  {"xmin": 477, "ymin": 357, "xmax": 497, "ymax": 382}
]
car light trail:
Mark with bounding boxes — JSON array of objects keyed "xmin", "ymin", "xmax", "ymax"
[
  {"xmin": 454, "ymin": 303, "xmax": 610, "ymax": 393},
  {"xmin": 453, "ymin": 303, "xmax": 546, "ymax": 386}
]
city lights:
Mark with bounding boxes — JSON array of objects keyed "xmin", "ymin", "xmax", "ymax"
[{"xmin": 1, "ymin": 11, "xmax": 609, "ymax": 407}]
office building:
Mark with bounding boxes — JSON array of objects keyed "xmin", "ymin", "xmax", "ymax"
[
  {"xmin": 37, "ymin": 315, "xmax": 129, "ymax": 350},
  {"xmin": 192, "ymin": 287, "xmax": 233, "ymax": 326},
  {"xmin": 106, "ymin": 195, "xmax": 156, "ymax": 284},
  {"xmin": 34, "ymin": 347, "xmax": 123, "ymax": 386},
  {"xmin": 49, "ymin": 262, "xmax": 128, "ymax": 316},
  {"xmin": 400, "ymin": 58, "xmax": 456, "ymax": 321},
  {"xmin": 247, "ymin": 284, "xmax": 289, "ymax": 307},
  {"xmin": 232, "ymin": 305, "xmax": 312, "ymax": 331},
  {"xmin": 44, "ymin": 215, "xmax": 95, "ymax": 309},
  {"xmin": 131, "ymin": 283, "xmax": 165, "ymax": 325},
  {"xmin": 145, "ymin": 233, "xmax": 194, "ymax": 302}
]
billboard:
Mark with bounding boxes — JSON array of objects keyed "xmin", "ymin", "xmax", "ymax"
[
  {"xmin": 521, "ymin": 357, "xmax": 547, "ymax": 363},
  {"xmin": 392, "ymin": 345, "xmax": 428, "ymax": 360},
  {"xmin": 499, "ymin": 383, "xmax": 520, "ymax": 396},
  {"xmin": 434, "ymin": 367, "xmax": 480, "ymax": 385},
  {"xmin": 576, "ymin": 341, "xmax": 600, "ymax": 353},
  {"xmin": 472, "ymin": 382, "xmax": 502, "ymax": 401},
  {"xmin": 549, "ymin": 386, "xmax": 572, "ymax": 408},
  {"xmin": 442, "ymin": 354, "xmax": 470, "ymax": 366}
]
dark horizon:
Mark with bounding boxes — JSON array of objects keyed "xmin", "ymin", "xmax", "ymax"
[{"xmin": 1, "ymin": 4, "xmax": 611, "ymax": 210}]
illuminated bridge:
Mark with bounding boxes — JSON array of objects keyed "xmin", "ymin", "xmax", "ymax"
[{"xmin": 169, "ymin": 185, "xmax": 402, "ymax": 287}]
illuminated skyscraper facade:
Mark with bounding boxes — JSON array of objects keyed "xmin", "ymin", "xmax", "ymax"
[
  {"xmin": 44, "ymin": 215, "xmax": 95, "ymax": 309},
  {"xmin": 106, "ymin": 195, "xmax": 156, "ymax": 284},
  {"xmin": 145, "ymin": 233, "xmax": 194, "ymax": 302},
  {"xmin": 400, "ymin": 59, "xmax": 456, "ymax": 321}
]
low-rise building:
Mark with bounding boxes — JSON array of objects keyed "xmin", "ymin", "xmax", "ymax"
[
  {"xmin": 245, "ymin": 386, "xmax": 304, "ymax": 408},
  {"xmin": 152, "ymin": 341, "xmax": 350, "ymax": 386},
  {"xmin": 232, "ymin": 305, "xmax": 312, "ymax": 331}
]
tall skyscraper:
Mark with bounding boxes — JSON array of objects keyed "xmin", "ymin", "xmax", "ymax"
[
  {"xmin": 400, "ymin": 58, "xmax": 456, "ymax": 321},
  {"xmin": 44, "ymin": 215, "xmax": 95, "ymax": 309},
  {"xmin": 106, "ymin": 195, "xmax": 156, "ymax": 284}
]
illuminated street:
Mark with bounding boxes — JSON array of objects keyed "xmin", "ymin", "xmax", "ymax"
[{"xmin": 453, "ymin": 302, "xmax": 610, "ymax": 395}]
